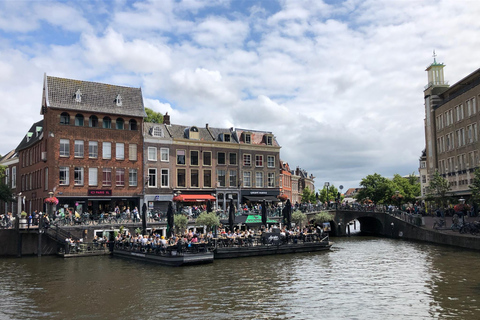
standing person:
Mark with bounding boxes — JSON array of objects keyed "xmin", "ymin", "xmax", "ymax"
[
  {"xmin": 27, "ymin": 212, "xmax": 32, "ymax": 229},
  {"xmin": 126, "ymin": 207, "xmax": 132, "ymax": 222},
  {"xmin": 133, "ymin": 207, "xmax": 139, "ymax": 222}
]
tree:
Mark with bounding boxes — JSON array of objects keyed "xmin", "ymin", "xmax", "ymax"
[
  {"xmin": 355, "ymin": 173, "xmax": 393, "ymax": 205},
  {"xmin": 312, "ymin": 211, "xmax": 334, "ymax": 225},
  {"xmin": 318, "ymin": 184, "xmax": 342, "ymax": 203},
  {"xmin": 291, "ymin": 210, "xmax": 307, "ymax": 228},
  {"xmin": 391, "ymin": 173, "xmax": 421, "ymax": 205},
  {"xmin": 300, "ymin": 187, "xmax": 316, "ymax": 203},
  {"xmin": 174, "ymin": 214, "xmax": 188, "ymax": 235},
  {"xmin": 0, "ymin": 165, "xmax": 14, "ymax": 203},
  {"xmin": 426, "ymin": 171, "xmax": 451, "ymax": 208},
  {"xmin": 195, "ymin": 211, "xmax": 220, "ymax": 232},
  {"xmin": 145, "ymin": 107, "xmax": 163, "ymax": 123},
  {"xmin": 469, "ymin": 168, "xmax": 480, "ymax": 205}
]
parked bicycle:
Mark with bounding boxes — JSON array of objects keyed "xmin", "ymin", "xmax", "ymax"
[{"xmin": 433, "ymin": 218, "xmax": 446, "ymax": 229}]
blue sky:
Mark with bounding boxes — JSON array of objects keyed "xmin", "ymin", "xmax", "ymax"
[{"xmin": 1, "ymin": 0, "xmax": 480, "ymax": 190}]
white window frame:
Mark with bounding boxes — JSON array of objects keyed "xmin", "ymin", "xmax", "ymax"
[
  {"xmin": 116, "ymin": 168, "xmax": 125, "ymax": 186},
  {"xmin": 116, "ymin": 143, "xmax": 125, "ymax": 160},
  {"xmin": 89, "ymin": 168, "xmax": 98, "ymax": 186},
  {"xmin": 267, "ymin": 156, "xmax": 275, "ymax": 168},
  {"xmin": 161, "ymin": 169, "xmax": 169, "ymax": 188},
  {"xmin": 129, "ymin": 144, "xmax": 137, "ymax": 161},
  {"xmin": 160, "ymin": 148, "xmax": 169, "ymax": 162},
  {"xmin": 103, "ymin": 168, "xmax": 112, "ymax": 186},
  {"xmin": 255, "ymin": 171, "xmax": 263, "ymax": 188},
  {"xmin": 243, "ymin": 171, "xmax": 251, "ymax": 187},
  {"xmin": 267, "ymin": 172, "xmax": 275, "ymax": 187},
  {"xmin": 148, "ymin": 168, "xmax": 157, "ymax": 188},
  {"xmin": 102, "ymin": 142, "xmax": 111, "ymax": 159},
  {"xmin": 148, "ymin": 147, "xmax": 157, "ymax": 161},
  {"xmin": 255, "ymin": 155, "xmax": 263, "ymax": 167},
  {"xmin": 243, "ymin": 154, "xmax": 251, "ymax": 166},
  {"xmin": 74, "ymin": 140, "xmax": 84, "ymax": 158},
  {"xmin": 129, "ymin": 169, "xmax": 137, "ymax": 187},
  {"xmin": 89, "ymin": 141, "xmax": 98, "ymax": 158},
  {"xmin": 12, "ymin": 167, "xmax": 16, "ymax": 188},
  {"xmin": 74, "ymin": 167, "xmax": 84, "ymax": 185},
  {"xmin": 59, "ymin": 166, "xmax": 69, "ymax": 185},
  {"xmin": 60, "ymin": 139, "xmax": 69, "ymax": 157}
]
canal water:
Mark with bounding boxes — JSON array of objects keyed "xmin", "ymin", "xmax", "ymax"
[{"xmin": 1, "ymin": 237, "xmax": 480, "ymax": 320}]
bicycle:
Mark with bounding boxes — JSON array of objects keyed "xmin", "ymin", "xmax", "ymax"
[{"xmin": 433, "ymin": 218, "xmax": 446, "ymax": 229}]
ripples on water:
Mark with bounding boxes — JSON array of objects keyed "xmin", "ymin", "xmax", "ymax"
[{"xmin": 1, "ymin": 237, "xmax": 480, "ymax": 320}]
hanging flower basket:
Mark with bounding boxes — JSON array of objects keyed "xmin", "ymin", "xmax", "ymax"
[
  {"xmin": 454, "ymin": 203, "xmax": 470, "ymax": 212},
  {"xmin": 277, "ymin": 194, "xmax": 288, "ymax": 202},
  {"xmin": 44, "ymin": 197, "xmax": 59, "ymax": 205}
]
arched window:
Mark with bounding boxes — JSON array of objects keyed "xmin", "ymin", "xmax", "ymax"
[
  {"xmin": 60, "ymin": 112, "xmax": 70, "ymax": 125},
  {"xmin": 103, "ymin": 117, "xmax": 112, "ymax": 129},
  {"xmin": 116, "ymin": 118, "xmax": 124, "ymax": 130},
  {"xmin": 129, "ymin": 119, "xmax": 137, "ymax": 131},
  {"xmin": 75, "ymin": 114, "xmax": 84, "ymax": 126},
  {"xmin": 89, "ymin": 115, "xmax": 98, "ymax": 128}
]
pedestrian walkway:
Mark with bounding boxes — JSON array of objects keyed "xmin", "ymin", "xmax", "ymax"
[{"xmin": 422, "ymin": 215, "xmax": 478, "ymax": 238}]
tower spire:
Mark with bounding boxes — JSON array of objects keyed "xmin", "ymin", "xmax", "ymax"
[{"xmin": 433, "ymin": 50, "xmax": 437, "ymax": 64}]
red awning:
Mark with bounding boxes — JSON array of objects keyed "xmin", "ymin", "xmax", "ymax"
[{"xmin": 173, "ymin": 194, "xmax": 216, "ymax": 202}]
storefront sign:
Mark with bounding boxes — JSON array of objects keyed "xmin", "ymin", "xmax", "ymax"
[
  {"xmin": 88, "ymin": 189, "xmax": 112, "ymax": 196},
  {"xmin": 249, "ymin": 191, "xmax": 268, "ymax": 195}
]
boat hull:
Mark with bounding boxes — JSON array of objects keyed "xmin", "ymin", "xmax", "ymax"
[
  {"xmin": 113, "ymin": 249, "xmax": 214, "ymax": 266},
  {"xmin": 214, "ymin": 241, "xmax": 332, "ymax": 259}
]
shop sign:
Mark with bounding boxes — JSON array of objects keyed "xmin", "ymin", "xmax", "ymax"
[{"xmin": 88, "ymin": 189, "xmax": 112, "ymax": 196}]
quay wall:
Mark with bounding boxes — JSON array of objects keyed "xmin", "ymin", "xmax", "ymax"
[{"xmin": 0, "ymin": 230, "xmax": 58, "ymax": 257}]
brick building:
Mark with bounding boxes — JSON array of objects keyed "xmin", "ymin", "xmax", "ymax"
[{"xmin": 15, "ymin": 75, "xmax": 145, "ymax": 215}]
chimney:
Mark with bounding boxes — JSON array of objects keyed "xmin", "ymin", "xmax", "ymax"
[
  {"xmin": 206, "ymin": 123, "xmax": 209, "ymax": 129},
  {"xmin": 163, "ymin": 112, "xmax": 170, "ymax": 125}
]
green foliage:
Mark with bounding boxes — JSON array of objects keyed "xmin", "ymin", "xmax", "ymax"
[
  {"xmin": 195, "ymin": 211, "xmax": 220, "ymax": 232},
  {"xmin": 174, "ymin": 214, "xmax": 188, "ymax": 234},
  {"xmin": 135, "ymin": 227, "xmax": 141, "ymax": 235},
  {"xmin": 0, "ymin": 165, "xmax": 14, "ymax": 204},
  {"xmin": 318, "ymin": 184, "xmax": 342, "ymax": 203},
  {"xmin": 145, "ymin": 107, "xmax": 163, "ymax": 123},
  {"xmin": 291, "ymin": 210, "xmax": 307, "ymax": 228},
  {"xmin": 391, "ymin": 173, "xmax": 421, "ymax": 205},
  {"xmin": 426, "ymin": 171, "xmax": 451, "ymax": 207},
  {"xmin": 355, "ymin": 173, "xmax": 393, "ymax": 204},
  {"xmin": 313, "ymin": 211, "xmax": 334, "ymax": 225},
  {"xmin": 469, "ymin": 168, "xmax": 480, "ymax": 204},
  {"xmin": 300, "ymin": 187, "xmax": 316, "ymax": 203}
]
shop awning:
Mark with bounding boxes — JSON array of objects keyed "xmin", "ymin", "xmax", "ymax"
[
  {"xmin": 173, "ymin": 194, "xmax": 216, "ymax": 202},
  {"xmin": 243, "ymin": 195, "xmax": 280, "ymax": 202}
]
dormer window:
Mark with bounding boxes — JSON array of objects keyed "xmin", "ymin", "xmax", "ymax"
[
  {"xmin": 265, "ymin": 135, "xmax": 273, "ymax": 145},
  {"xmin": 75, "ymin": 89, "xmax": 82, "ymax": 102},
  {"xmin": 115, "ymin": 94, "xmax": 122, "ymax": 107},
  {"xmin": 245, "ymin": 133, "xmax": 251, "ymax": 144},
  {"xmin": 189, "ymin": 126, "xmax": 199, "ymax": 140},
  {"xmin": 152, "ymin": 126, "xmax": 163, "ymax": 137},
  {"xmin": 26, "ymin": 132, "xmax": 33, "ymax": 142},
  {"xmin": 224, "ymin": 133, "xmax": 231, "ymax": 142}
]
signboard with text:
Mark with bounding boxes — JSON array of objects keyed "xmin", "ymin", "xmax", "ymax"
[{"xmin": 88, "ymin": 189, "xmax": 112, "ymax": 196}]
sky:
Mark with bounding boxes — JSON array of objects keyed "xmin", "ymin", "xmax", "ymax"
[{"xmin": 1, "ymin": 0, "xmax": 480, "ymax": 191}]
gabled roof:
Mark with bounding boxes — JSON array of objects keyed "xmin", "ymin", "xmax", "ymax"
[
  {"xmin": 0, "ymin": 149, "xmax": 18, "ymax": 165},
  {"xmin": 42, "ymin": 74, "xmax": 146, "ymax": 118},
  {"xmin": 16, "ymin": 119, "xmax": 44, "ymax": 152}
]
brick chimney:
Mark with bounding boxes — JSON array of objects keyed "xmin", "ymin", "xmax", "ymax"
[{"xmin": 163, "ymin": 112, "xmax": 170, "ymax": 125}]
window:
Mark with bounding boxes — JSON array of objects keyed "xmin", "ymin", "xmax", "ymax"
[
  {"xmin": 60, "ymin": 112, "xmax": 70, "ymax": 125},
  {"xmin": 160, "ymin": 148, "xmax": 169, "ymax": 162},
  {"xmin": 129, "ymin": 144, "xmax": 137, "ymax": 161},
  {"xmin": 74, "ymin": 167, "xmax": 84, "ymax": 185},
  {"xmin": 266, "ymin": 135, "xmax": 273, "ymax": 145},
  {"xmin": 191, "ymin": 169, "xmax": 199, "ymax": 187},
  {"xmin": 89, "ymin": 115, "xmax": 98, "ymax": 128},
  {"xmin": 102, "ymin": 142, "xmax": 111, "ymax": 159},
  {"xmin": 116, "ymin": 169, "xmax": 125, "ymax": 186},
  {"xmin": 217, "ymin": 170, "xmax": 226, "ymax": 187},
  {"xmin": 75, "ymin": 89, "xmax": 82, "ymax": 102},
  {"xmin": 129, "ymin": 169, "xmax": 137, "ymax": 187},
  {"xmin": 203, "ymin": 170, "xmax": 211, "ymax": 188},
  {"xmin": 116, "ymin": 143, "xmax": 125, "ymax": 160},
  {"xmin": 116, "ymin": 118, "xmax": 124, "ymax": 130},
  {"xmin": 103, "ymin": 117, "xmax": 112, "ymax": 129},
  {"xmin": 218, "ymin": 152, "xmax": 226, "ymax": 165},
  {"xmin": 229, "ymin": 153, "xmax": 237, "ymax": 165},
  {"xmin": 245, "ymin": 133, "xmax": 251, "ymax": 144},
  {"xmin": 255, "ymin": 172, "xmax": 263, "ymax": 187},
  {"xmin": 103, "ymin": 168, "xmax": 112, "ymax": 186},
  {"xmin": 267, "ymin": 156, "xmax": 275, "ymax": 168},
  {"xmin": 116, "ymin": 94, "xmax": 122, "ymax": 106},
  {"xmin": 152, "ymin": 126, "xmax": 163, "ymax": 137},
  {"xmin": 203, "ymin": 151, "xmax": 212, "ymax": 166},
  {"xmin": 267, "ymin": 172, "xmax": 275, "ymax": 187},
  {"xmin": 129, "ymin": 119, "xmax": 137, "ymax": 130},
  {"xmin": 89, "ymin": 141, "xmax": 98, "ymax": 158},
  {"xmin": 223, "ymin": 134, "xmax": 231, "ymax": 142},
  {"xmin": 177, "ymin": 150, "xmax": 185, "ymax": 165},
  {"xmin": 148, "ymin": 168, "xmax": 157, "ymax": 188},
  {"xmin": 12, "ymin": 167, "xmax": 16, "ymax": 188},
  {"xmin": 243, "ymin": 154, "xmax": 251, "ymax": 166},
  {"xmin": 191, "ymin": 151, "xmax": 199, "ymax": 166},
  {"xmin": 255, "ymin": 155, "xmax": 263, "ymax": 167},
  {"xmin": 75, "ymin": 114, "xmax": 84, "ymax": 126},
  {"xmin": 59, "ymin": 167, "xmax": 69, "ymax": 185},
  {"xmin": 89, "ymin": 168, "xmax": 98, "ymax": 186},
  {"xmin": 161, "ymin": 169, "xmax": 169, "ymax": 187},
  {"xmin": 229, "ymin": 170, "xmax": 237, "ymax": 187},
  {"xmin": 457, "ymin": 128, "xmax": 465, "ymax": 147},
  {"xmin": 147, "ymin": 147, "xmax": 157, "ymax": 161},
  {"xmin": 243, "ymin": 171, "xmax": 251, "ymax": 187},
  {"xmin": 466, "ymin": 98, "xmax": 476, "ymax": 117},
  {"xmin": 60, "ymin": 139, "xmax": 69, "ymax": 157},
  {"xmin": 177, "ymin": 169, "xmax": 186, "ymax": 187},
  {"xmin": 74, "ymin": 140, "xmax": 84, "ymax": 158}
]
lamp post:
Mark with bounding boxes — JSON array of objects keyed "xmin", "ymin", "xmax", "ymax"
[
  {"xmin": 324, "ymin": 182, "xmax": 330, "ymax": 209},
  {"xmin": 459, "ymin": 197, "xmax": 466, "ymax": 225}
]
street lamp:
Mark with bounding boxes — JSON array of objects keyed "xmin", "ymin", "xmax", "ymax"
[
  {"xmin": 459, "ymin": 198, "xmax": 466, "ymax": 225},
  {"xmin": 324, "ymin": 182, "xmax": 330, "ymax": 209}
]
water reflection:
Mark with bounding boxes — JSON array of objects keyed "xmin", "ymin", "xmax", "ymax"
[{"xmin": 1, "ymin": 237, "xmax": 480, "ymax": 319}]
